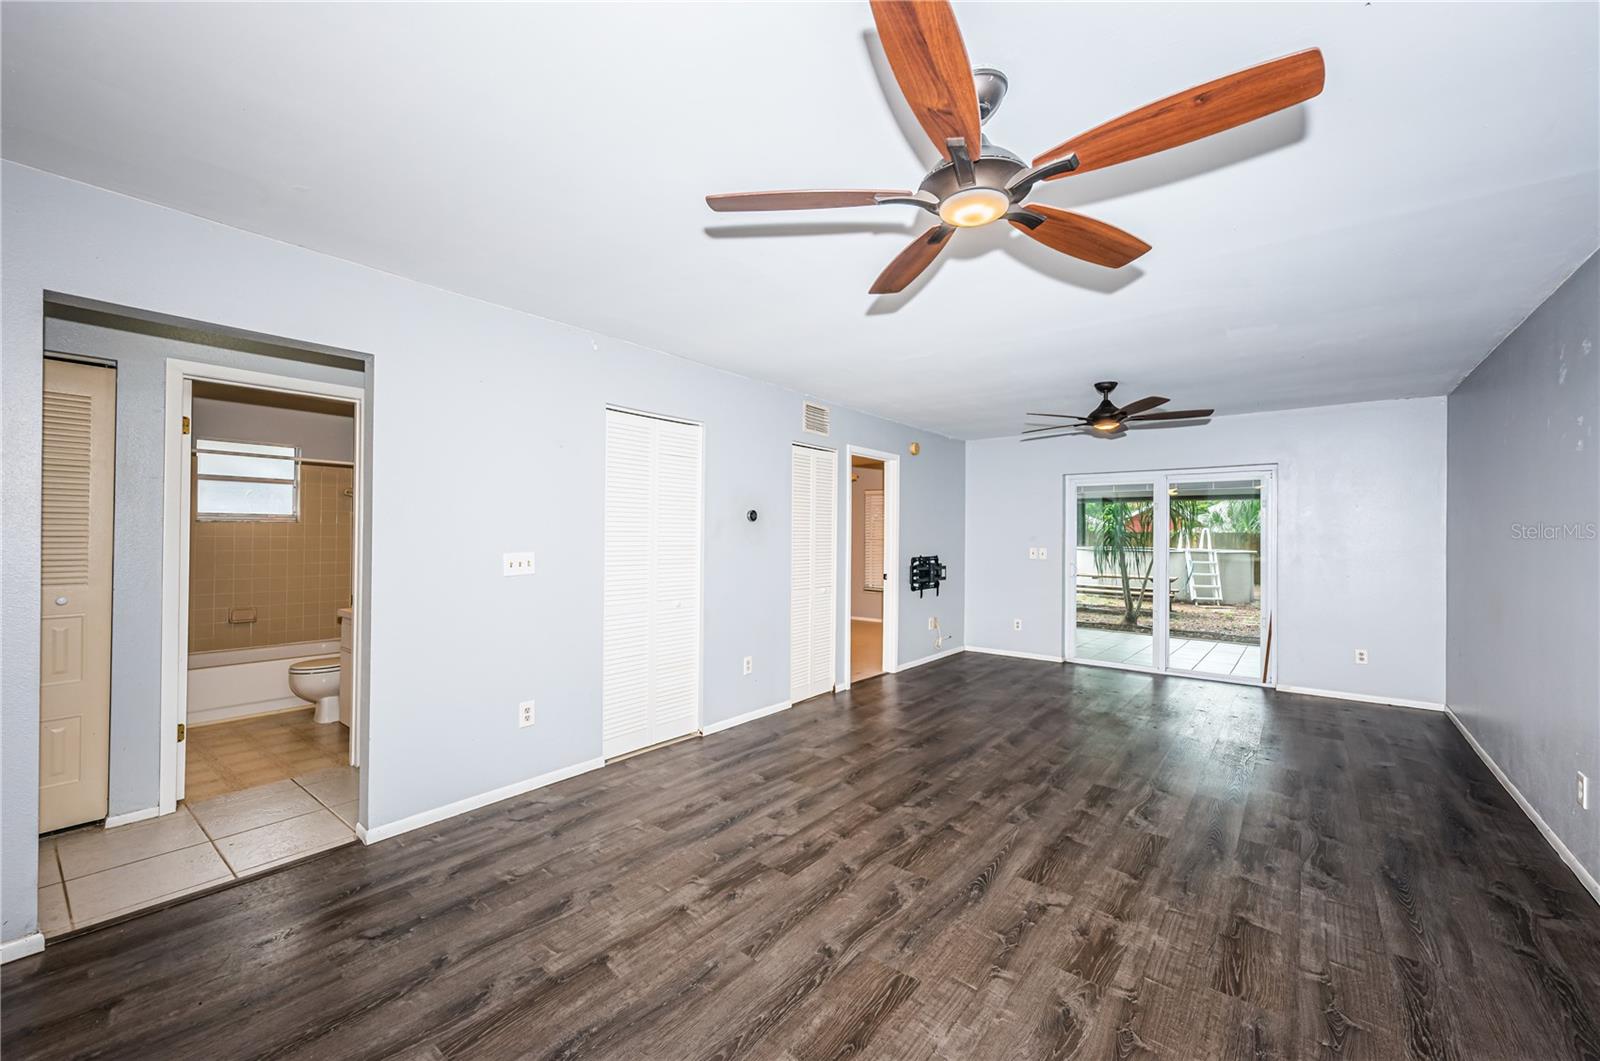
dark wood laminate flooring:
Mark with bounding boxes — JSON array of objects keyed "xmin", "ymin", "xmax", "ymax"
[{"xmin": 6, "ymin": 654, "xmax": 1599, "ymax": 1060}]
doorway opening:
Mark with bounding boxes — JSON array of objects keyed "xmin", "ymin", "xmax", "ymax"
[
  {"xmin": 35, "ymin": 304, "xmax": 369, "ymax": 941},
  {"xmin": 1065, "ymin": 466, "xmax": 1275, "ymax": 686},
  {"xmin": 181, "ymin": 381, "xmax": 359, "ymax": 812},
  {"xmin": 843, "ymin": 445, "xmax": 900, "ymax": 689}
]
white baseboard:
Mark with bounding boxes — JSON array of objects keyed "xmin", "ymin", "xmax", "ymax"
[
  {"xmin": 1274, "ymin": 685, "xmax": 1445, "ymax": 712},
  {"xmin": 896, "ymin": 644, "xmax": 965, "ymax": 672},
  {"xmin": 1, "ymin": 933, "xmax": 45, "ymax": 964},
  {"xmin": 1446, "ymin": 707, "xmax": 1600, "ymax": 905},
  {"xmin": 188, "ymin": 696, "xmax": 307, "ymax": 727},
  {"xmin": 358, "ymin": 756, "xmax": 606, "ymax": 845},
  {"xmin": 966, "ymin": 645, "xmax": 1066, "ymax": 664},
  {"xmin": 701, "ymin": 699, "xmax": 792, "ymax": 735},
  {"xmin": 105, "ymin": 806, "xmax": 161, "ymax": 829},
  {"xmin": 850, "ymin": 615, "xmax": 883, "ymax": 623}
]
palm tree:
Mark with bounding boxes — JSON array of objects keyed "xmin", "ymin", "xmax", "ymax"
[{"xmin": 1083, "ymin": 499, "xmax": 1154, "ymax": 626}]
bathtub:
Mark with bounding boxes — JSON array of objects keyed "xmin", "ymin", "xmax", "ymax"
[{"xmin": 187, "ymin": 639, "xmax": 339, "ymax": 727}]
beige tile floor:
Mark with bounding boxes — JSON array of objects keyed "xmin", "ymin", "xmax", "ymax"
[
  {"xmin": 37, "ymin": 766, "xmax": 358, "ymax": 938},
  {"xmin": 184, "ymin": 707, "xmax": 350, "ymax": 801}
]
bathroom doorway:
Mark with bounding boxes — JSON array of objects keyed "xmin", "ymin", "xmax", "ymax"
[
  {"xmin": 843, "ymin": 446, "xmax": 900, "ymax": 687},
  {"xmin": 181, "ymin": 381, "xmax": 358, "ymax": 802},
  {"xmin": 35, "ymin": 306, "xmax": 371, "ymax": 940}
]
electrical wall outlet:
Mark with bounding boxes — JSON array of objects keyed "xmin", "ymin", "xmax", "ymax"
[
  {"xmin": 503, "ymin": 552, "xmax": 536, "ymax": 577},
  {"xmin": 742, "ymin": 655, "xmax": 753, "ymax": 676},
  {"xmin": 1028, "ymin": 547, "xmax": 1039, "ymax": 560},
  {"xmin": 518, "ymin": 700, "xmax": 536, "ymax": 728},
  {"xmin": 1579, "ymin": 771, "xmax": 1590, "ymax": 810},
  {"xmin": 1013, "ymin": 619, "xmax": 1022, "ymax": 631},
  {"xmin": 1354, "ymin": 649, "xmax": 1369, "ymax": 664},
  {"xmin": 928, "ymin": 616, "xmax": 939, "ymax": 631}
]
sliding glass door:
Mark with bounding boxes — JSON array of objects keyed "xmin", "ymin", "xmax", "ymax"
[
  {"xmin": 1070, "ymin": 480, "xmax": 1160, "ymax": 668},
  {"xmin": 1066, "ymin": 467, "xmax": 1275, "ymax": 686},
  {"xmin": 1166, "ymin": 476, "xmax": 1268, "ymax": 681}
]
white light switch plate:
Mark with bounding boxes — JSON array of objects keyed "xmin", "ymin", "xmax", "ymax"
[
  {"xmin": 1038, "ymin": 547, "xmax": 1047, "ymax": 560},
  {"xmin": 503, "ymin": 552, "xmax": 536, "ymax": 577}
]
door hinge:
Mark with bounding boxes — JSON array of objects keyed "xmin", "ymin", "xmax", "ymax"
[
  {"xmin": 182, "ymin": 415, "xmax": 190, "ymax": 435},
  {"xmin": 177, "ymin": 722, "xmax": 186, "ymax": 743}
]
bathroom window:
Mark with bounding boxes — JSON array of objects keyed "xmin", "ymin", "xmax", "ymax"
[{"xmin": 194, "ymin": 438, "xmax": 299, "ymax": 520}]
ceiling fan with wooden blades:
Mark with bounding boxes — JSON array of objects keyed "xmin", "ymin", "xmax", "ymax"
[
  {"xmin": 705, "ymin": 1, "xmax": 1324, "ymax": 294},
  {"xmin": 1022, "ymin": 381, "xmax": 1214, "ymax": 441}
]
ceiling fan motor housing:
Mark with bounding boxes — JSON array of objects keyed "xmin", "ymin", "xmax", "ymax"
[{"xmin": 917, "ymin": 150, "xmax": 1024, "ymax": 204}]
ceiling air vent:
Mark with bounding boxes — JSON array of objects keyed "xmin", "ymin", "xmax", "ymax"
[{"xmin": 801, "ymin": 401, "xmax": 831, "ymax": 437}]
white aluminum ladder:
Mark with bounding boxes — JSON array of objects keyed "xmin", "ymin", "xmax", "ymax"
[{"xmin": 1182, "ymin": 528, "xmax": 1223, "ymax": 604}]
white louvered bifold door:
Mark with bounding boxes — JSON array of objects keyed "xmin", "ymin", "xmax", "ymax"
[
  {"xmin": 647, "ymin": 418, "xmax": 702, "ymax": 744},
  {"xmin": 790, "ymin": 445, "xmax": 837, "ymax": 703},
  {"xmin": 40, "ymin": 359, "xmax": 115, "ymax": 832},
  {"xmin": 603, "ymin": 409, "xmax": 702, "ymax": 759}
]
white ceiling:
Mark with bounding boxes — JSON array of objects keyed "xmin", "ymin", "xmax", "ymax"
[{"xmin": 4, "ymin": 2, "xmax": 1596, "ymax": 438}]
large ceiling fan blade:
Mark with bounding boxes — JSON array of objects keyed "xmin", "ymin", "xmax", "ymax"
[
  {"xmin": 869, "ymin": 225, "xmax": 954, "ymax": 294},
  {"xmin": 1126, "ymin": 408, "xmax": 1215, "ymax": 421},
  {"xmin": 1022, "ymin": 423, "xmax": 1083, "ymax": 434},
  {"xmin": 1009, "ymin": 205, "xmax": 1151, "ymax": 269},
  {"xmin": 1020, "ymin": 430, "xmax": 1088, "ymax": 442},
  {"xmin": 706, "ymin": 190, "xmax": 912, "ymax": 212},
  {"xmin": 1116, "ymin": 395, "xmax": 1169, "ymax": 417},
  {"xmin": 870, "ymin": 0, "xmax": 983, "ymax": 162},
  {"xmin": 1026, "ymin": 412, "xmax": 1087, "ymax": 420},
  {"xmin": 1032, "ymin": 48, "xmax": 1326, "ymax": 176}
]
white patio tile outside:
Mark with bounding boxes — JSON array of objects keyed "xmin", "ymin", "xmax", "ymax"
[{"xmin": 1072, "ymin": 627, "xmax": 1263, "ymax": 680}]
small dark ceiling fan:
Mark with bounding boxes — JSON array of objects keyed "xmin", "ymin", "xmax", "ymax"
[
  {"xmin": 1022, "ymin": 382, "xmax": 1213, "ymax": 441},
  {"xmin": 706, "ymin": 1, "xmax": 1324, "ymax": 293}
]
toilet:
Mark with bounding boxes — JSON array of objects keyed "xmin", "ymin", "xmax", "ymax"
[{"xmin": 288, "ymin": 656, "xmax": 342, "ymax": 724}]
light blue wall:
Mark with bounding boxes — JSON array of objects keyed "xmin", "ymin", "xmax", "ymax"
[
  {"xmin": 42, "ymin": 314, "xmax": 367, "ymax": 821},
  {"xmin": 1447, "ymin": 253, "xmax": 1599, "ymax": 885},
  {"xmin": 1, "ymin": 162, "xmax": 964, "ymax": 945},
  {"xmin": 965, "ymin": 398, "xmax": 1448, "ymax": 703}
]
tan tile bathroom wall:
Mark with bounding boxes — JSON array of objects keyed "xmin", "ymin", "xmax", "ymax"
[{"xmin": 189, "ymin": 463, "xmax": 353, "ymax": 652}]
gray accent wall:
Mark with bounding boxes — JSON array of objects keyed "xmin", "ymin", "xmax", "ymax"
[
  {"xmin": 1, "ymin": 162, "xmax": 964, "ymax": 945},
  {"xmin": 43, "ymin": 314, "xmax": 367, "ymax": 821},
  {"xmin": 1447, "ymin": 253, "xmax": 1599, "ymax": 886},
  {"xmin": 965, "ymin": 399, "xmax": 1448, "ymax": 704}
]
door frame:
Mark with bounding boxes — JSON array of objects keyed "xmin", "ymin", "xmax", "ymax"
[
  {"xmin": 160, "ymin": 359, "xmax": 367, "ymax": 815},
  {"xmin": 1063, "ymin": 463, "xmax": 1277, "ymax": 687},
  {"xmin": 840, "ymin": 445, "xmax": 900, "ymax": 688}
]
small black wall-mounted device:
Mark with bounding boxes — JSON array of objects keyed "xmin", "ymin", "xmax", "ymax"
[
  {"xmin": 746, "ymin": 509, "xmax": 759, "ymax": 522},
  {"xmin": 909, "ymin": 555, "xmax": 946, "ymax": 597}
]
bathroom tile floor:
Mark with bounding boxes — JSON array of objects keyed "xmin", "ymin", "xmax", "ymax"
[
  {"xmin": 36, "ymin": 767, "xmax": 358, "ymax": 939},
  {"xmin": 185, "ymin": 707, "xmax": 350, "ymax": 801}
]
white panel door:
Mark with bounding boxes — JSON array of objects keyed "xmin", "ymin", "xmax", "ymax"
[
  {"xmin": 603, "ymin": 409, "xmax": 702, "ymax": 759},
  {"xmin": 790, "ymin": 445, "xmax": 837, "ymax": 703}
]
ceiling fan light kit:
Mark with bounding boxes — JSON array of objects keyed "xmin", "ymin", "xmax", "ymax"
[{"xmin": 705, "ymin": 0, "xmax": 1324, "ymax": 295}]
